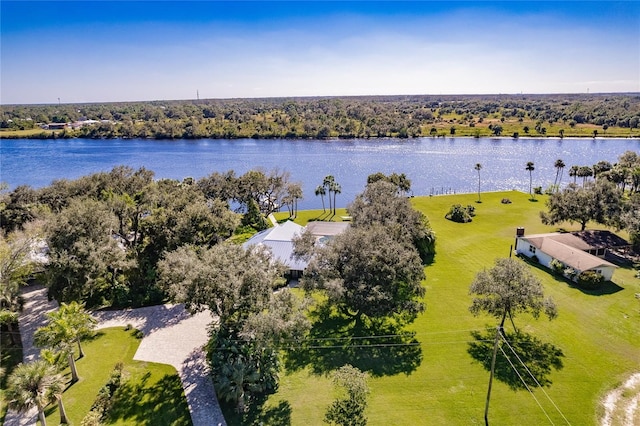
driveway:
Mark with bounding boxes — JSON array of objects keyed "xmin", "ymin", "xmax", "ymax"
[{"xmin": 4, "ymin": 285, "xmax": 226, "ymax": 426}]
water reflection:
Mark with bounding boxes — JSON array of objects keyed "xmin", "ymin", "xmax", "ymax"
[{"xmin": 1, "ymin": 137, "xmax": 638, "ymax": 210}]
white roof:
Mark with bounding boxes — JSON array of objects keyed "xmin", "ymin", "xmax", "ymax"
[{"xmin": 243, "ymin": 221, "xmax": 305, "ymax": 270}]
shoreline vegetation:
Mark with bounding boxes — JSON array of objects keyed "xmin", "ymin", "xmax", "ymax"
[{"xmin": 2, "ymin": 93, "xmax": 639, "ymax": 140}]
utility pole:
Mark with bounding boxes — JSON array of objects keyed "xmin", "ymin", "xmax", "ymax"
[{"xmin": 484, "ymin": 325, "xmax": 502, "ymax": 426}]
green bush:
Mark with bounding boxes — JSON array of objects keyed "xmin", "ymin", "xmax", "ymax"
[
  {"xmin": 550, "ymin": 259, "xmax": 564, "ymax": 275},
  {"xmin": 445, "ymin": 204, "xmax": 473, "ymax": 223},
  {"xmin": 89, "ymin": 363, "xmax": 125, "ymax": 420},
  {"xmin": 577, "ymin": 270, "xmax": 604, "ymax": 290}
]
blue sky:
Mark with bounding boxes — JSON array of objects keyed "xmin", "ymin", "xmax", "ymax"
[{"xmin": 2, "ymin": 1, "xmax": 639, "ymax": 104}]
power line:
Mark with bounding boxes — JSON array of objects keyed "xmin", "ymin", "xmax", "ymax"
[
  {"xmin": 500, "ymin": 334, "xmax": 572, "ymax": 425},
  {"xmin": 498, "ymin": 343, "xmax": 555, "ymax": 425}
]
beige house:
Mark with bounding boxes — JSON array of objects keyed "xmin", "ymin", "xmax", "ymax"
[{"xmin": 514, "ymin": 230, "xmax": 627, "ymax": 282}]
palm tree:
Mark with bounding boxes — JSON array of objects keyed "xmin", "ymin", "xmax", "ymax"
[
  {"xmin": 474, "ymin": 163, "xmax": 482, "ymax": 202},
  {"xmin": 6, "ymin": 360, "xmax": 68, "ymax": 426},
  {"xmin": 330, "ymin": 181, "xmax": 342, "ymax": 216},
  {"xmin": 34, "ymin": 301, "xmax": 97, "ymax": 382},
  {"xmin": 526, "ymin": 161, "xmax": 535, "ymax": 199},
  {"xmin": 569, "ymin": 165, "xmax": 579, "ymax": 184},
  {"xmin": 315, "ymin": 185, "xmax": 327, "ymax": 212},
  {"xmin": 323, "ymin": 175, "xmax": 336, "ymax": 214},
  {"xmin": 553, "ymin": 159, "xmax": 565, "ymax": 192},
  {"xmin": 577, "ymin": 166, "xmax": 593, "ymax": 187}
]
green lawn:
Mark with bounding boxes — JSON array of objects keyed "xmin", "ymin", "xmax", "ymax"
[
  {"xmin": 44, "ymin": 327, "xmax": 191, "ymax": 426},
  {"xmin": 262, "ymin": 191, "xmax": 640, "ymax": 425}
]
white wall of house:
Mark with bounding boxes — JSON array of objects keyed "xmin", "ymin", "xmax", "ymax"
[
  {"xmin": 515, "ymin": 239, "xmax": 554, "ymax": 269},
  {"xmin": 516, "ymin": 237, "xmax": 616, "ymax": 282},
  {"xmin": 593, "ymin": 265, "xmax": 616, "ymax": 282}
]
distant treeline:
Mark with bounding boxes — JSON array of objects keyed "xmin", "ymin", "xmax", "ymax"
[{"xmin": 2, "ymin": 93, "xmax": 640, "ymax": 139}]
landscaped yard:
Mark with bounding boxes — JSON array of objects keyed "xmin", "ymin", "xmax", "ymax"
[
  {"xmin": 43, "ymin": 327, "xmax": 191, "ymax": 426},
  {"xmin": 269, "ymin": 191, "xmax": 640, "ymax": 425}
]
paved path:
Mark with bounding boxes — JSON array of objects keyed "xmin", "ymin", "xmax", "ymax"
[
  {"xmin": 95, "ymin": 305, "xmax": 226, "ymax": 426},
  {"xmin": 4, "ymin": 285, "xmax": 226, "ymax": 426}
]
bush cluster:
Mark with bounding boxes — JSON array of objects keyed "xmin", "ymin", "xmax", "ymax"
[
  {"xmin": 445, "ymin": 204, "xmax": 475, "ymax": 223},
  {"xmin": 82, "ymin": 363, "xmax": 125, "ymax": 424},
  {"xmin": 576, "ymin": 270, "xmax": 604, "ymax": 290}
]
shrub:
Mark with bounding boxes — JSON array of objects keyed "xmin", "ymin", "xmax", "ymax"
[
  {"xmin": 80, "ymin": 411, "xmax": 103, "ymax": 426},
  {"xmin": 501, "ymin": 198, "xmax": 512, "ymax": 204},
  {"xmin": 577, "ymin": 270, "xmax": 604, "ymax": 290},
  {"xmin": 530, "ymin": 255, "xmax": 539, "ymax": 263},
  {"xmin": 89, "ymin": 363, "xmax": 125, "ymax": 420},
  {"xmin": 564, "ymin": 267, "xmax": 577, "ymax": 280},
  {"xmin": 534, "ymin": 186, "xmax": 543, "ymax": 195},
  {"xmin": 550, "ymin": 259, "xmax": 564, "ymax": 275},
  {"xmin": 445, "ymin": 204, "xmax": 473, "ymax": 223}
]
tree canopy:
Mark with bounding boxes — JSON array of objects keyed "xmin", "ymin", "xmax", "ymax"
[
  {"xmin": 469, "ymin": 258, "xmax": 557, "ymax": 330},
  {"xmin": 300, "ymin": 224, "xmax": 426, "ymax": 322},
  {"xmin": 348, "ymin": 179, "xmax": 436, "ymax": 260},
  {"xmin": 540, "ymin": 181, "xmax": 622, "ymax": 231}
]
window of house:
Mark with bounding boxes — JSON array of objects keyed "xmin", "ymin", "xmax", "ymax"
[{"xmin": 529, "ymin": 245, "xmax": 536, "ymax": 254}]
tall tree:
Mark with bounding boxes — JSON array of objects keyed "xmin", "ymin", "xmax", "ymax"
[
  {"xmin": 347, "ymin": 180, "xmax": 436, "ymax": 260},
  {"xmin": 525, "ymin": 161, "xmax": 535, "ymax": 200},
  {"xmin": 0, "ymin": 224, "xmax": 41, "ymax": 344},
  {"xmin": 330, "ymin": 181, "xmax": 342, "ymax": 215},
  {"xmin": 324, "ymin": 365, "xmax": 369, "ymax": 426},
  {"xmin": 553, "ymin": 159, "xmax": 565, "ymax": 192},
  {"xmin": 5, "ymin": 359, "xmax": 67, "ymax": 426},
  {"xmin": 45, "ymin": 198, "xmax": 130, "ymax": 306},
  {"xmin": 33, "ymin": 302, "xmax": 97, "ymax": 382},
  {"xmin": 474, "ymin": 163, "xmax": 483, "ymax": 202},
  {"xmin": 315, "ymin": 185, "xmax": 327, "ymax": 212},
  {"xmin": 158, "ymin": 243, "xmax": 310, "ymax": 412},
  {"xmin": 577, "ymin": 165, "xmax": 594, "ymax": 186},
  {"xmin": 300, "ymin": 224, "xmax": 425, "ymax": 323},
  {"xmin": 323, "ymin": 175, "xmax": 336, "ymax": 214},
  {"xmin": 569, "ymin": 165, "xmax": 579, "ymax": 184},
  {"xmin": 366, "ymin": 172, "xmax": 411, "ymax": 195},
  {"xmin": 540, "ymin": 182, "xmax": 623, "ymax": 231},
  {"xmin": 469, "ymin": 257, "xmax": 557, "ymax": 330}
]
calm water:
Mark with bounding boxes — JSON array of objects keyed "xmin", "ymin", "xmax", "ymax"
[{"xmin": 2, "ymin": 137, "xmax": 639, "ymax": 210}]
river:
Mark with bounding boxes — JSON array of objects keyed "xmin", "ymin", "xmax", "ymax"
[{"xmin": 1, "ymin": 137, "xmax": 639, "ymax": 210}]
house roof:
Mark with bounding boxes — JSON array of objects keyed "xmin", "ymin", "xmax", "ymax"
[
  {"xmin": 243, "ymin": 220, "xmax": 305, "ymax": 270},
  {"xmin": 569, "ymin": 230, "xmax": 630, "ymax": 249},
  {"xmin": 305, "ymin": 221, "xmax": 350, "ymax": 237},
  {"xmin": 520, "ymin": 231, "xmax": 618, "ymax": 272}
]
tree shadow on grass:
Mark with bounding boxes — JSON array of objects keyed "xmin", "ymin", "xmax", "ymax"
[
  {"xmin": 468, "ymin": 328, "xmax": 564, "ymax": 390},
  {"xmin": 107, "ymin": 373, "xmax": 192, "ymax": 426},
  {"xmin": 222, "ymin": 399, "xmax": 292, "ymax": 426},
  {"xmin": 284, "ymin": 302, "xmax": 422, "ymax": 377}
]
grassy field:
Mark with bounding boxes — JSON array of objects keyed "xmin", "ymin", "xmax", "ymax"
[
  {"xmin": 0, "ymin": 128, "xmax": 58, "ymax": 138},
  {"xmin": 43, "ymin": 327, "xmax": 191, "ymax": 426},
  {"xmin": 267, "ymin": 191, "xmax": 640, "ymax": 425}
]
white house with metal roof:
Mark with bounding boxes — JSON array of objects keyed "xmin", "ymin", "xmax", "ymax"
[
  {"xmin": 243, "ymin": 220, "xmax": 350, "ymax": 281},
  {"xmin": 243, "ymin": 220, "xmax": 307, "ymax": 278},
  {"xmin": 515, "ymin": 230, "xmax": 621, "ymax": 281}
]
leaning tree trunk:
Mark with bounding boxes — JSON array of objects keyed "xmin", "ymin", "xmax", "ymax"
[
  {"xmin": 57, "ymin": 396, "xmax": 69, "ymax": 424},
  {"xmin": 67, "ymin": 353, "xmax": 79, "ymax": 382},
  {"xmin": 76, "ymin": 337, "xmax": 84, "ymax": 358},
  {"xmin": 37, "ymin": 406, "xmax": 47, "ymax": 426},
  {"xmin": 6, "ymin": 321, "xmax": 17, "ymax": 346}
]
